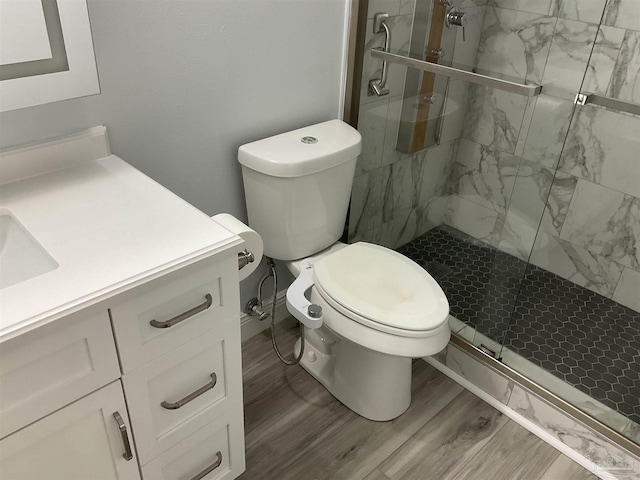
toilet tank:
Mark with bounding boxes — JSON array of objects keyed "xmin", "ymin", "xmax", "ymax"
[{"xmin": 238, "ymin": 120, "xmax": 362, "ymax": 261}]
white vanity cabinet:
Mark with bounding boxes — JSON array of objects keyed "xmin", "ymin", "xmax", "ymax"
[
  {"xmin": 0, "ymin": 128, "xmax": 247, "ymax": 480},
  {"xmin": 0, "ymin": 252, "xmax": 245, "ymax": 480},
  {"xmin": 112, "ymin": 254, "xmax": 246, "ymax": 479}
]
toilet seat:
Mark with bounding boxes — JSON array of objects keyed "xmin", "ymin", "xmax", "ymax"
[{"xmin": 312, "ymin": 242, "xmax": 449, "ymax": 337}]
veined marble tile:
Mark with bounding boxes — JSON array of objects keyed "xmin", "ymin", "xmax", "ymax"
[
  {"xmin": 348, "ymin": 166, "xmax": 390, "ymax": 241},
  {"xmin": 476, "ymin": 7, "xmax": 555, "ymax": 84},
  {"xmin": 451, "ymin": 6, "xmax": 486, "ymax": 70},
  {"xmin": 582, "ymin": 25, "xmax": 626, "ymax": 96},
  {"xmin": 541, "ymin": 19, "xmax": 599, "ymax": 99},
  {"xmin": 608, "ymin": 29, "xmax": 640, "ymax": 104},
  {"xmin": 560, "ymin": 105, "xmax": 640, "ymax": 199},
  {"xmin": 445, "ymin": 195, "xmax": 499, "ymax": 244},
  {"xmin": 530, "ymin": 229, "xmax": 624, "ymax": 297},
  {"xmin": 507, "ymin": 159, "xmax": 555, "ymax": 225},
  {"xmin": 383, "ymin": 156, "xmax": 413, "ymax": 222},
  {"xmin": 612, "ymin": 267, "xmax": 640, "ymax": 313},
  {"xmin": 487, "ymin": 0, "xmax": 552, "ymax": 16},
  {"xmin": 538, "ymin": 172, "xmax": 578, "ymax": 235},
  {"xmin": 349, "ymin": 226, "xmax": 381, "ymax": 245},
  {"xmin": 508, "ymin": 386, "xmax": 640, "ymax": 479},
  {"xmin": 497, "ymin": 214, "xmax": 537, "ymax": 260},
  {"xmin": 379, "ymin": 207, "xmax": 416, "ymax": 248},
  {"xmin": 445, "ymin": 345, "xmax": 514, "ymax": 404},
  {"xmin": 513, "ymin": 96, "xmax": 537, "ymax": 157},
  {"xmin": 497, "ymin": 160, "xmax": 555, "ymax": 260},
  {"xmin": 349, "ymin": 173, "xmax": 372, "ymax": 240},
  {"xmin": 367, "ymin": 0, "xmax": 400, "ymax": 19},
  {"xmin": 551, "ymin": 0, "xmax": 608, "ymax": 24},
  {"xmin": 560, "ymin": 179, "xmax": 640, "ymax": 271},
  {"xmin": 459, "ymin": 0, "xmax": 488, "ymax": 7},
  {"xmin": 603, "ymin": 0, "xmax": 640, "ymax": 32},
  {"xmin": 381, "ymin": 95, "xmax": 406, "ymax": 167},
  {"xmin": 622, "ymin": 421, "xmax": 640, "ymax": 446},
  {"xmin": 462, "ymin": 85, "xmax": 529, "ymax": 153},
  {"xmin": 360, "ymin": 14, "xmax": 413, "ymax": 105},
  {"xmin": 521, "ymin": 94, "xmax": 575, "ymax": 168},
  {"xmin": 450, "ymin": 138, "xmax": 519, "ymax": 214},
  {"xmin": 440, "ymin": 80, "xmax": 470, "ymax": 145},
  {"xmin": 417, "ymin": 140, "xmax": 454, "ymax": 205},
  {"xmin": 398, "ymin": 0, "xmax": 415, "ymax": 16},
  {"xmin": 356, "ymin": 97, "xmax": 390, "ymax": 176},
  {"xmin": 415, "ymin": 196, "xmax": 448, "ymax": 236}
]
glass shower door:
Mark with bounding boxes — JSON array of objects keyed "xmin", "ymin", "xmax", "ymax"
[{"xmin": 349, "ymin": 0, "xmax": 640, "ymax": 446}]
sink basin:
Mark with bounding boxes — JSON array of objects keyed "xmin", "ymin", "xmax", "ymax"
[{"xmin": 0, "ymin": 211, "xmax": 58, "ymax": 289}]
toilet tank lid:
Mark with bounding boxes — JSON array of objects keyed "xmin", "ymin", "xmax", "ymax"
[{"xmin": 238, "ymin": 120, "xmax": 362, "ymax": 178}]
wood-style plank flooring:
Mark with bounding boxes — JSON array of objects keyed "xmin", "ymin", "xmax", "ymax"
[{"xmin": 239, "ymin": 326, "xmax": 598, "ymax": 480}]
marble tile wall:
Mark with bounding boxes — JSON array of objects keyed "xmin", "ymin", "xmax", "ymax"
[
  {"xmin": 446, "ymin": 0, "xmax": 640, "ymax": 313},
  {"xmin": 349, "ymin": 0, "xmax": 485, "ymax": 249},
  {"xmin": 529, "ymin": 0, "xmax": 640, "ymax": 312},
  {"xmin": 350, "ymin": 0, "xmax": 639, "ymax": 312}
]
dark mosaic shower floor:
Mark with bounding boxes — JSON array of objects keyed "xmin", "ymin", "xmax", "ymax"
[{"xmin": 396, "ymin": 225, "xmax": 640, "ymax": 425}]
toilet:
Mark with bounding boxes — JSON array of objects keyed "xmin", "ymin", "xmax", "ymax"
[{"xmin": 238, "ymin": 119, "xmax": 450, "ymax": 421}]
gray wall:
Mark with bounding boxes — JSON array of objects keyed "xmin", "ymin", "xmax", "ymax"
[{"xmin": 0, "ymin": 0, "xmax": 348, "ymax": 303}]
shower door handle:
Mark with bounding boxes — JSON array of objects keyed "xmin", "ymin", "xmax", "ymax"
[{"xmin": 369, "ymin": 13, "xmax": 392, "ymax": 96}]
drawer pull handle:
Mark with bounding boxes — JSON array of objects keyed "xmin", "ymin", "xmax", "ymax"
[
  {"xmin": 190, "ymin": 451, "xmax": 223, "ymax": 480},
  {"xmin": 150, "ymin": 294, "xmax": 213, "ymax": 329},
  {"xmin": 112, "ymin": 411, "xmax": 134, "ymax": 461},
  {"xmin": 161, "ymin": 372, "xmax": 217, "ymax": 410}
]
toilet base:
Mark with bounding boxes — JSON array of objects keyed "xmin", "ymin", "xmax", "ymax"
[{"xmin": 294, "ymin": 326, "xmax": 412, "ymax": 421}]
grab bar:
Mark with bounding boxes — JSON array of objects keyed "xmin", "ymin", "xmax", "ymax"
[
  {"xmin": 575, "ymin": 93, "xmax": 640, "ymax": 116},
  {"xmin": 370, "ymin": 50, "xmax": 542, "ymax": 97},
  {"xmin": 369, "ymin": 13, "xmax": 391, "ymax": 96}
]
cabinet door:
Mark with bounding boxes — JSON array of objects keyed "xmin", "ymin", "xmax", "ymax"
[{"xmin": 0, "ymin": 381, "xmax": 140, "ymax": 480}]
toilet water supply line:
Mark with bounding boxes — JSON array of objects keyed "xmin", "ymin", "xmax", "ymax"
[{"xmin": 258, "ymin": 257, "xmax": 306, "ymax": 366}]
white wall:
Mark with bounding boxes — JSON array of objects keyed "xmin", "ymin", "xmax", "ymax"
[{"xmin": 0, "ymin": 0, "xmax": 349, "ymax": 304}]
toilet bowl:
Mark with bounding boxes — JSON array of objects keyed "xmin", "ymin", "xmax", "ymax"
[
  {"xmin": 238, "ymin": 119, "xmax": 450, "ymax": 421},
  {"xmin": 285, "ymin": 241, "xmax": 450, "ymax": 421}
]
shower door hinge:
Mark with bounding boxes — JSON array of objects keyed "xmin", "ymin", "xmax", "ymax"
[{"xmin": 574, "ymin": 93, "xmax": 588, "ymax": 105}]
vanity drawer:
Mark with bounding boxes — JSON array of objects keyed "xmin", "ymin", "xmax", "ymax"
[
  {"xmin": 110, "ymin": 255, "xmax": 239, "ymax": 373},
  {"xmin": 0, "ymin": 309, "xmax": 120, "ymax": 439},
  {"xmin": 122, "ymin": 321, "xmax": 242, "ymax": 465},
  {"xmin": 141, "ymin": 411, "xmax": 245, "ymax": 480}
]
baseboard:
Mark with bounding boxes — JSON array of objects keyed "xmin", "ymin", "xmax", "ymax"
[{"xmin": 240, "ymin": 289, "xmax": 292, "ymax": 342}]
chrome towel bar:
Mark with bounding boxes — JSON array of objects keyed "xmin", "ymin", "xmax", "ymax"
[
  {"xmin": 370, "ymin": 49, "xmax": 542, "ymax": 97},
  {"xmin": 575, "ymin": 93, "xmax": 640, "ymax": 116}
]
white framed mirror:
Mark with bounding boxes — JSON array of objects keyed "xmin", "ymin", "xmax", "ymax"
[{"xmin": 0, "ymin": 0, "xmax": 100, "ymax": 112}]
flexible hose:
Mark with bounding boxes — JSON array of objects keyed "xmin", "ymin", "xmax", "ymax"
[{"xmin": 262, "ymin": 257, "xmax": 305, "ymax": 366}]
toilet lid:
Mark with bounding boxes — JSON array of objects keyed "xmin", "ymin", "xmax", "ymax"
[{"xmin": 313, "ymin": 242, "xmax": 449, "ymax": 331}]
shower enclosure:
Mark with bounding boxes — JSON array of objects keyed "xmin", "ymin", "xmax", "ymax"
[{"xmin": 346, "ymin": 0, "xmax": 639, "ymax": 451}]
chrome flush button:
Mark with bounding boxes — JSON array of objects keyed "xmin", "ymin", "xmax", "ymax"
[{"xmin": 301, "ymin": 136, "xmax": 318, "ymax": 144}]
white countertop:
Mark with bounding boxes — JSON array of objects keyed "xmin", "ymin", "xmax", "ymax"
[{"xmin": 0, "ymin": 129, "xmax": 241, "ymax": 342}]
